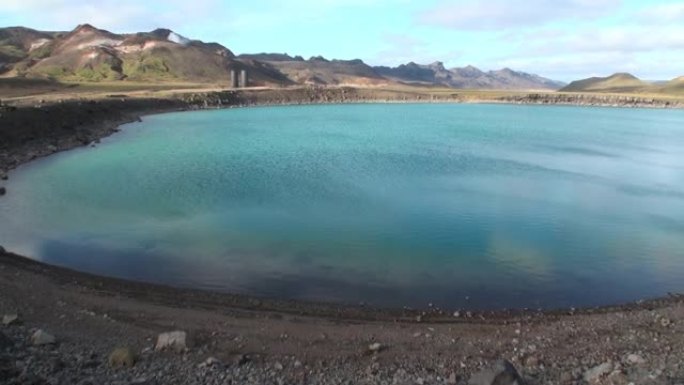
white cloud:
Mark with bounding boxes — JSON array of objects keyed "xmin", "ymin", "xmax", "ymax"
[
  {"xmin": 635, "ymin": 2, "xmax": 684, "ymax": 23},
  {"xmin": 2, "ymin": 0, "xmax": 220, "ymax": 32},
  {"xmin": 419, "ymin": 0, "xmax": 622, "ymax": 30}
]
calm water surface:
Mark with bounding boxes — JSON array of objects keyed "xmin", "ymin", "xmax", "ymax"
[{"xmin": 1, "ymin": 103, "xmax": 683, "ymax": 309}]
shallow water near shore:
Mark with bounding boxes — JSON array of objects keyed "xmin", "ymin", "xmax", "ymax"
[{"xmin": 1, "ymin": 103, "xmax": 684, "ymax": 309}]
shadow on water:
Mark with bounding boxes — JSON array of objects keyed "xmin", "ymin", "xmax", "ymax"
[{"xmin": 38, "ymin": 238, "xmax": 674, "ymax": 310}]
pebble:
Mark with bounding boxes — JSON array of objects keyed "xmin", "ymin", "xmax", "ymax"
[
  {"xmin": 0, "ymin": 331, "xmax": 13, "ymax": 349},
  {"xmin": 198, "ymin": 356, "xmax": 221, "ymax": 368},
  {"xmin": 2, "ymin": 314, "xmax": 19, "ymax": 326},
  {"xmin": 368, "ymin": 342, "xmax": 383, "ymax": 353},
  {"xmin": 626, "ymin": 354, "xmax": 645, "ymax": 365},
  {"xmin": 524, "ymin": 355, "xmax": 539, "ymax": 368},
  {"xmin": 468, "ymin": 359, "xmax": 523, "ymax": 385},
  {"xmin": 584, "ymin": 362, "xmax": 613, "ymax": 383},
  {"xmin": 31, "ymin": 329, "xmax": 56, "ymax": 346}
]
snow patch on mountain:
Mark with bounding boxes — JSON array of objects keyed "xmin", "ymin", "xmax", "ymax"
[{"xmin": 167, "ymin": 31, "xmax": 190, "ymax": 45}]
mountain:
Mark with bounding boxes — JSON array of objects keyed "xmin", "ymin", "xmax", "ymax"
[
  {"xmin": 1, "ymin": 24, "xmax": 566, "ymax": 89},
  {"xmin": 0, "ymin": 24, "xmax": 291, "ymax": 85},
  {"xmin": 236, "ymin": 54, "xmax": 388, "ymax": 86},
  {"xmin": 374, "ymin": 62, "xmax": 565, "ymax": 90},
  {"xmin": 559, "ymin": 73, "xmax": 653, "ymax": 93},
  {"xmin": 658, "ymin": 76, "xmax": 684, "ymax": 95}
]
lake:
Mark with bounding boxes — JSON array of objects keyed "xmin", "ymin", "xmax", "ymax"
[{"xmin": 1, "ymin": 103, "xmax": 683, "ymax": 309}]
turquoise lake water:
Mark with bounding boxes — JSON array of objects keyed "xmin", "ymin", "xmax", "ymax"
[{"xmin": 1, "ymin": 103, "xmax": 684, "ymax": 309}]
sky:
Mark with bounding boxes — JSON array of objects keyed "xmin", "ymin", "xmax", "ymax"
[{"xmin": 2, "ymin": 0, "xmax": 683, "ymax": 81}]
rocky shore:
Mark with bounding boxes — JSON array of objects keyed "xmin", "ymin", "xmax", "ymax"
[
  {"xmin": 1, "ymin": 250, "xmax": 683, "ymax": 385},
  {"xmin": 1, "ymin": 86, "xmax": 684, "ymax": 384}
]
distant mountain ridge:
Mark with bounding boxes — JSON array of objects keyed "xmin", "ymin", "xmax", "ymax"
[
  {"xmin": 2, "ymin": 24, "xmax": 564, "ymax": 89},
  {"xmin": 374, "ymin": 61, "xmax": 565, "ymax": 90}
]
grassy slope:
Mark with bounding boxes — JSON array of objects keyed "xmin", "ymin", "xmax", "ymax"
[{"xmin": 560, "ymin": 73, "xmax": 654, "ymax": 93}]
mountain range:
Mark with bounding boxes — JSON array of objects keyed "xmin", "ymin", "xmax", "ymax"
[{"xmin": 0, "ymin": 24, "xmax": 564, "ymax": 90}]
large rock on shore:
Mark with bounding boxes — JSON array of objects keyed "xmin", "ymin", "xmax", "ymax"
[
  {"xmin": 155, "ymin": 331, "xmax": 188, "ymax": 352},
  {"xmin": 469, "ymin": 359, "xmax": 524, "ymax": 385}
]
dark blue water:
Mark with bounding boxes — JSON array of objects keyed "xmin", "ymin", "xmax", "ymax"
[{"xmin": 1, "ymin": 103, "xmax": 683, "ymax": 309}]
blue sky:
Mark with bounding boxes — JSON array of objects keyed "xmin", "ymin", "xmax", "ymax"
[{"xmin": 2, "ymin": 0, "xmax": 684, "ymax": 81}]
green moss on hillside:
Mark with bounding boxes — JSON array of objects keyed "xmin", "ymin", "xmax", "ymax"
[{"xmin": 123, "ymin": 55, "xmax": 177, "ymax": 81}]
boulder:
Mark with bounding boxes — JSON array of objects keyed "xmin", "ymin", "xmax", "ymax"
[
  {"xmin": 108, "ymin": 347, "xmax": 137, "ymax": 368},
  {"xmin": 155, "ymin": 331, "xmax": 188, "ymax": 352},
  {"xmin": 31, "ymin": 329, "xmax": 56, "ymax": 346},
  {"xmin": 469, "ymin": 359, "xmax": 525, "ymax": 385}
]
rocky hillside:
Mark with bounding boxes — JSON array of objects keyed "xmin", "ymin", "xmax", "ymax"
[
  {"xmin": 0, "ymin": 24, "xmax": 291, "ymax": 85},
  {"xmin": 374, "ymin": 61, "xmax": 565, "ymax": 90},
  {"xmin": 657, "ymin": 76, "xmax": 684, "ymax": 95}
]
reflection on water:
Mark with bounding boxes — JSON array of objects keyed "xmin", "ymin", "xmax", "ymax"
[{"xmin": 1, "ymin": 103, "xmax": 684, "ymax": 309}]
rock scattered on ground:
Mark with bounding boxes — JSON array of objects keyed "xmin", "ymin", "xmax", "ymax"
[
  {"xmin": 626, "ymin": 353, "xmax": 645, "ymax": 366},
  {"xmin": 155, "ymin": 330, "xmax": 188, "ymax": 352},
  {"xmin": 368, "ymin": 342, "xmax": 384, "ymax": 353},
  {"xmin": 584, "ymin": 361, "xmax": 613, "ymax": 384},
  {"xmin": 468, "ymin": 359, "xmax": 524, "ymax": 385},
  {"xmin": 30, "ymin": 329, "xmax": 56, "ymax": 346},
  {"xmin": 2, "ymin": 314, "xmax": 18, "ymax": 326},
  {"xmin": 108, "ymin": 347, "xmax": 137, "ymax": 368},
  {"xmin": 198, "ymin": 356, "xmax": 221, "ymax": 368}
]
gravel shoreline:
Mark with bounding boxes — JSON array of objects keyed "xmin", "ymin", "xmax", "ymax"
[
  {"xmin": 1, "ymin": 87, "xmax": 684, "ymax": 384},
  {"xmin": 1, "ymin": 251, "xmax": 683, "ymax": 385}
]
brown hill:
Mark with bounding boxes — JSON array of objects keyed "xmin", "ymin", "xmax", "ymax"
[
  {"xmin": 658, "ymin": 76, "xmax": 684, "ymax": 95},
  {"xmin": 559, "ymin": 73, "xmax": 654, "ymax": 93},
  {"xmin": 0, "ymin": 24, "xmax": 290, "ymax": 85}
]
